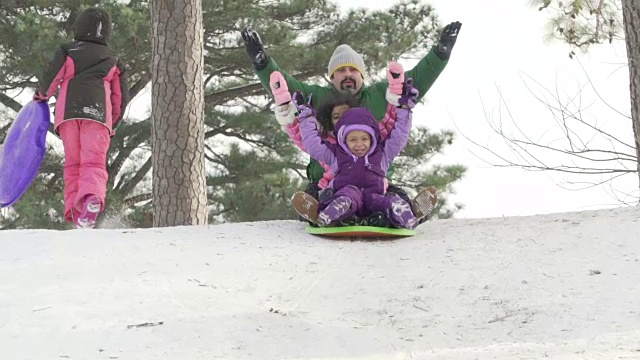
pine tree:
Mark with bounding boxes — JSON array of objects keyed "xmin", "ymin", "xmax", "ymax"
[
  {"xmin": 150, "ymin": 0, "xmax": 208, "ymax": 227},
  {"xmin": 0, "ymin": 0, "xmax": 466, "ymax": 229}
]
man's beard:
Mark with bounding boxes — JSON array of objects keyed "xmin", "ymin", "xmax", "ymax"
[
  {"xmin": 340, "ymin": 77, "xmax": 357, "ymax": 94},
  {"xmin": 341, "ymin": 87, "xmax": 357, "ymax": 95}
]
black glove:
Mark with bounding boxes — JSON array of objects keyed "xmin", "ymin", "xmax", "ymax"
[
  {"xmin": 435, "ymin": 21, "xmax": 462, "ymax": 60},
  {"xmin": 241, "ymin": 28, "xmax": 268, "ymax": 71},
  {"xmin": 33, "ymin": 90, "xmax": 48, "ymax": 103}
]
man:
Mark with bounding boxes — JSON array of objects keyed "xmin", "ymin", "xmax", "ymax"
[
  {"xmin": 241, "ymin": 22, "xmax": 462, "ymax": 224},
  {"xmin": 241, "ymin": 21, "xmax": 461, "ymax": 119}
]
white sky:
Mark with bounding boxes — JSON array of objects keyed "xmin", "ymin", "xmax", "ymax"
[{"xmin": 341, "ymin": 0, "xmax": 637, "ymax": 218}]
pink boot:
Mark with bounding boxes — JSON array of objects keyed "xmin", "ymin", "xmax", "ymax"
[
  {"xmin": 270, "ymin": 71, "xmax": 292, "ymax": 106},
  {"xmin": 76, "ymin": 194, "xmax": 102, "ymax": 229},
  {"xmin": 386, "ymin": 61, "xmax": 405, "ymax": 95}
]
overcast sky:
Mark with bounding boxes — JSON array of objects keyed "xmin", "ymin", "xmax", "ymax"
[{"xmin": 341, "ymin": 0, "xmax": 636, "ymax": 218}]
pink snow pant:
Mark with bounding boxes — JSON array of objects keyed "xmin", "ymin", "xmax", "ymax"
[{"xmin": 58, "ymin": 120, "xmax": 110, "ymax": 223}]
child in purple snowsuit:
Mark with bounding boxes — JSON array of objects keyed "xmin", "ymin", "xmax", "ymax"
[{"xmin": 296, "ymin": 80, "xmax": 419, "ymax": 229}]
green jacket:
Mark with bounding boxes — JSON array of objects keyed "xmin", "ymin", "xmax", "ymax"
[{"xmin": 257, "ymin": 48, "xmax": 448, "ymax": 184}]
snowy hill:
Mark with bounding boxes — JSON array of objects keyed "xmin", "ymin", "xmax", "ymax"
[{"xmin": 2, "ymin": 206, "xmax": 640, "ymax": 360}]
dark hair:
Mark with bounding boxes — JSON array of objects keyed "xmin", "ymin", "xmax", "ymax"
[{"xmin": 316, "ymin": 93, "xmax": 361, "ymax": 138}]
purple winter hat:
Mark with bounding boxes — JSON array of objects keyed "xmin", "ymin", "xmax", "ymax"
[{"xmin": 335, "ymin": 108, "xmax": 380, "ymax": 164}]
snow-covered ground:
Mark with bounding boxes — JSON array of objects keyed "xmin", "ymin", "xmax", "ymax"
[{"xmin": 2, "ymin": 206, "xmax": 640, "ymax": 359}]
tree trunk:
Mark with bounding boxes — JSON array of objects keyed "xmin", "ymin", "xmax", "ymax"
[
  {"xmin": 622, "ymin": 0, "xmax": 640, "ymax": 201},
  {"xmin": 150, "ymin": 0, "xmax": 208, "ymax": 226}
]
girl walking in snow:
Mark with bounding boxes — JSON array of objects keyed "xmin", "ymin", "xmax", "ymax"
[{"xmin": 34, "ymin": 7, "xmax": 130, "ymax": 228}]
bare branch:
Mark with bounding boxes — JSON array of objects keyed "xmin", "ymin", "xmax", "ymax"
[
  {"xmin": 116, "ymin": 156, "xmax": 152, "ymax": 196},
  {"xmin": 123, "ymin": 193, "xmax": 152, "ymax": 207},
  {"xmin": 456, "ymin": 70, "xmax": 638, "ymax": 204}
]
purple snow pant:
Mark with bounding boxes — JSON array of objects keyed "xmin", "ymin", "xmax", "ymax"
[{"xmin": 319, "ymin": 185, "xmax": 405, "ymax": 226}]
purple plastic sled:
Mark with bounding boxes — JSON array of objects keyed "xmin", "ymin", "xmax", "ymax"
[{"xmin": 0, "ymin": 101, "xmax": 50, "ymax": 207}]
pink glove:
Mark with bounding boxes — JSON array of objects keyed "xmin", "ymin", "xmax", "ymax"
[
  {"xmin": 269, "ymin": 71, "xmax": 291, "ymax": 106},
  {"xmin": 386, "ymin": 61, "xmax": 404, "ymax": 95}
]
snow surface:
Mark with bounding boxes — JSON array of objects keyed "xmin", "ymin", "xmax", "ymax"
[{"xmin": 2, "ymin": 206, "xmax": 640, "ymax": 359}]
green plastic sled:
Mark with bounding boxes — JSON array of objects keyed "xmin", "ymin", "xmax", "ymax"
[{"xmin": 305, "ymin": 225, "xmax": 416, "ymax": 238}]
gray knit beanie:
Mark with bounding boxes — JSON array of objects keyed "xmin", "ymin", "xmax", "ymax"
[{"xmin": 327, "ymin": 44, "xmax": 366, "ymax": 79}]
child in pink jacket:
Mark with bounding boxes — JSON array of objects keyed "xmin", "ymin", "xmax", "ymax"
[{"xmin": 34, "ymin": 7, "xmax": 130, "ymax": 228}]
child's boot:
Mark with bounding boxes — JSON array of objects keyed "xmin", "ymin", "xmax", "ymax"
[
  {"xmin": 291, "ymin": 191, "xmax": 319, "ymax": 224},
  {"xmin": 318, "ymin": 196, "xmax": 353, "ymax": 226},
  {"xmin": 412, "ymin": 186, "xmax": 438, "ymax": 220},
  {"xmin": 388, "ymin": 197, "xmax": 418, "ymax": 230},
  {"xmin": 76, "ymin": 194, "xmax": 102, "ymax": 229}
]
